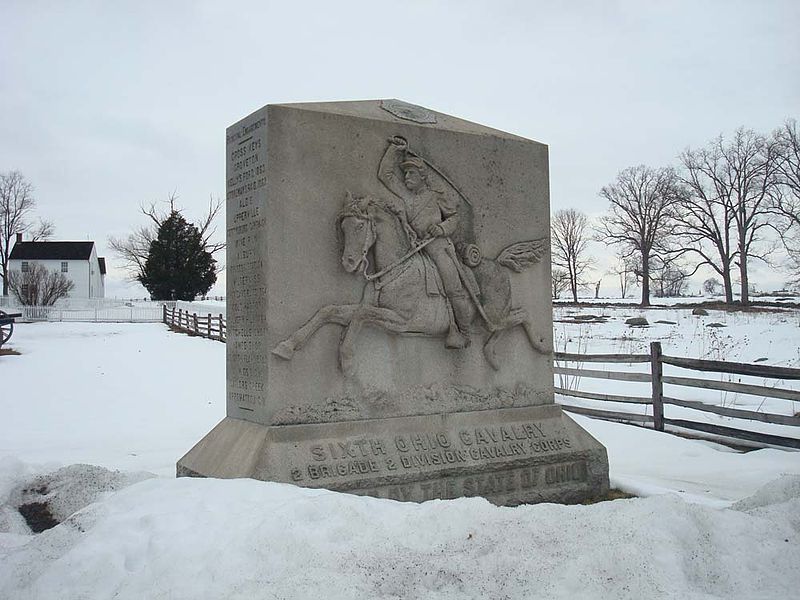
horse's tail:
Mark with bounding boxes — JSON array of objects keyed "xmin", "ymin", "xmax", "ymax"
[{"xmin": 494, "ymin": 239, "xmax": 547, "ymax": 272}]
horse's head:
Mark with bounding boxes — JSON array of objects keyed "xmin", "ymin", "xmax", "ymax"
[{"xmin": 336, "ymin": 192, "xmax": 376, "ymax": 273}]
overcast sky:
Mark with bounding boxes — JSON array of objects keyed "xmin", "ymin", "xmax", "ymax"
[{"xmin": 1, "ymin": 0, "xmax": 798, "ymax": 297}]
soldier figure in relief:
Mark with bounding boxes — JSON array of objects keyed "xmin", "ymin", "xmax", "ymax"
[{"xmin": 378, "ymin": 136, "xmax": 475, "ymax": 349}]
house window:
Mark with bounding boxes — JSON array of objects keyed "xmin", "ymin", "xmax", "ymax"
[
  {"xmin": 61, "ymin": 262, "xmax": 69, "ymax": 273},
  {"xmin": 21, "ymin": 284, "xmax": 29, "ymax": 296},
  {"xmin": 21, "ymin": 261, "xmax": 29, "ymax": 273}
]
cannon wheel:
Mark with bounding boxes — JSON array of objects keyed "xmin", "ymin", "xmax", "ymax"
[{"xmin": 0, "ymin": 310, "xmax": 13, "ymax": 347}]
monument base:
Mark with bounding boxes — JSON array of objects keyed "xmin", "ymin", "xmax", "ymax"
[{"xmin": 177, "ymin": 404, "xmax": 609, "ymax": 506}]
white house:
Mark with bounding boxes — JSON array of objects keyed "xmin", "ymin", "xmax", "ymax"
[{"xmin": 8, "ymin": 235, "xmax": 106, "ymax": 298}]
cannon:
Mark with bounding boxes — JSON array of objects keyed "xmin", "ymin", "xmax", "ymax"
[{"xmin": 0, "ymin": 310, "xmax": 22, "ymax": 348}]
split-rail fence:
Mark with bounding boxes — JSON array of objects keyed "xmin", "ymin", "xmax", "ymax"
[
  {"xmin": 555, "ymin": 343, "xmax": 800, "ymax": 449},
  {"xmin": 163, "ymin": 305, "xmax": 226, "ymax": 342}
]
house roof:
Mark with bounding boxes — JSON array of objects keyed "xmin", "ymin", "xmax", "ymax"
[
  {"xmin": 98, "ymin": 257, "xmax": 106, "ymax": 275},
  {"xmin": 9, "ymin": 241, "xmax": 95, "ymax": 261}
]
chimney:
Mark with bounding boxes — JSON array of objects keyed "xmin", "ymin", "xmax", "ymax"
[{"xmin": 15, "ymin": 233, "xmax": 22, "ymax": 244}]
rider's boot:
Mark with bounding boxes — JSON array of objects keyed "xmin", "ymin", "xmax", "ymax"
[
  {"xmin": 445, "ymin": 292, "xmax": 472, "ymax": 349},
  {"xmin": 445, "ymin": 326, "xmax": 470, "ymax": 349}
]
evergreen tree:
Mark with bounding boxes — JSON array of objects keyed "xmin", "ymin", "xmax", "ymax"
[{"xmin": 138, "ymin": 211, "xmax": 216, "ymax": 300}]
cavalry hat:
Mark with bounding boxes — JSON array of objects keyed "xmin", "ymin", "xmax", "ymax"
[{"xmin": 400, "ymin": 154, "xmax": 426, "ymax": 171}]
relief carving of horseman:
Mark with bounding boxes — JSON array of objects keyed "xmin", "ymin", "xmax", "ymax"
[{"xmin": 272, "ymin": 137, "xmax": 548, "ymax": 372}]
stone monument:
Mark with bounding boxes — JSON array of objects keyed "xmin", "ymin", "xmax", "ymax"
[{"xmin": 177, "ymin": 99, "xmax": 609, "ymax": 505}]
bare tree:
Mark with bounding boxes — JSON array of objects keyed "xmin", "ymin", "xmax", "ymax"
[
  {"xmin": 109, "ymin": 192, "xmax": 225, "ymax": 281},
  {"xmin": 703, "ymin": 277, "xmax": 722, "ymax": 296},
  {"xmin": 1, "ymin": 171, "xmax": 54, "ymax": 296},
  {"xmin": 551, "ymin": 209, "xmax": 592, "ymax": 303},
  {"xmin": 551, "ymin": 268, "xmax": 570, "ymax": 299},
  {"xmin": 607, "ymin": 255, "xmax": 637, "ymax": 299},
  {"xmin": 772, "ymin": 119, "xmax": 800, "ymax": 285},
  {"xmin": 773, "ymin": 119, "xmax": 800, "ymax": 220},
  {"xmin": 677, "ymin": 129, "xmax": 780, "ymax": 305},
  {"xmin": 723, "ymin": 129, "xmax": 781, "ymax": 305},
  {"xmin": 649, "ymin": 256, "xmax": 689, "ymax": 298},
  {"xmin": 108, "ymin": 223, "xmax": 155, "ymax": 281},
  {"xmin": 596, "ymin": 165, "xmax": 682, "ymax": 306},
  {"xmin": 8, "ymin": 263, "xmax": 74, "ymax": 305},
  {"xmin": 675, "ymin": 145, "xmax": 737, "ymax": 303}
]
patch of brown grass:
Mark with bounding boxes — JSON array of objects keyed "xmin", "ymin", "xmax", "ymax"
[
  {"xmin": 18, "ymin": 501, "xmax": 58, "ymax": 532},
  {"xmin": 167, "ymin": 324, "xmax": 198, "ymax": 337},
  {"xmin": 582, "ymin": 488, "xmax": 636, "ymax": 504},
  {"xmin": 0, "ymin": 348, "xmax": 21, "ymax": 356}
]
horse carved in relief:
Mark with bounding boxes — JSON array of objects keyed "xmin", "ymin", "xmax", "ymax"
[{"xmin": 272, "ymin": 193, "xmax": 549, "ymax": 373}]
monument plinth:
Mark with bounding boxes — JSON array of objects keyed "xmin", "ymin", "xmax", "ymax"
[{"xmin": 178, "ymin": 99, "xmax": 609, "ymax": 504}]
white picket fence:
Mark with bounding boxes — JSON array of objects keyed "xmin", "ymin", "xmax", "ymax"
[
  {"xmin": 1, "ymin": 296, "xmax": 228, "ymax": 323},
  {"xmin": 0, "ymin": 296, "xmax": 157, "ymax": 310},
  {"xmin": 9, "ymin": 304, "xmax": 170, "ymax": 323}
]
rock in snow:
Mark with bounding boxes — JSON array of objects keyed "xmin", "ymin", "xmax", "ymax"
[{"xmin": 625, "ymin": 317, "xmax": 649, "ymax": 326}]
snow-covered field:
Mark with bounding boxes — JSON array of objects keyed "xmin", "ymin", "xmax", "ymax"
[
  {"xmin": 1, "ymin": 319, "xmax": 800, "ymax": 599},
  {"xmin": 553, "ymin": 303, "xmax": 800, "ymax": 365},
  {"xmin": 554, "ymin": 294, "xmax": 800, "ymax": 306}
]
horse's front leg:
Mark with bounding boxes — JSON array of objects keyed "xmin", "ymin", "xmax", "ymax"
[
  {"xmin": 339, "ymin": 306, "xmax": 416, "ymax": 374},
  {"xmin": 272, "ymin": 303, "xmax": 361, "ymax": 360}
]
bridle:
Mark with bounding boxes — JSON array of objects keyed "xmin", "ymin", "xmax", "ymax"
[
  {"xmin": 345, "ymin": 209, "xmax": 434, "ymax": 290},
  {"xmin": 363, "ymin": 235, "xmax": 434, "ymax": 289}
]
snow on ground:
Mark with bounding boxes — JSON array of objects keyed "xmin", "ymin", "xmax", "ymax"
[
  {"xmin": 0, "ymin": 322, "xmax": 224, "ymax": 475},
  {"xmin": 554, "ymin": 294, "xmax": 800, "ymax": 306},
  {"xmin": 1, "ymin": 321, "xmax": 800, "ymax": 599},
  {"xmin": 553, "ymin": 304, "xmax": 800, "ymax": 366},
  {"xmin": 581, "ymin": 416, "xmax": 799, "ymax": 506},
  {"xmin": 2, "ymin": 474, "xmax": 799, "ymax": 600}
]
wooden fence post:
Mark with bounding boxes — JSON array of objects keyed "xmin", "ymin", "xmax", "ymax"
[
  {"xmin": 650, "ymin": 341, "xmax": 664, "ymax": 432},
  {"xmin": 162, "ymin": 304, "xmax": 167, "ymax": 324},
  {"xmin": 192, "ymin": 313, "xmax": 199, "ymax": 335},
  {"xmin": 219, "ymin": 314, "xmax": 225, "ymax": 342}
]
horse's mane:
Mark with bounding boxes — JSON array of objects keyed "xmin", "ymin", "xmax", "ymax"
[
  {"xmin": 337, "ymin": 193, "xmax": 373, "ymax": 222},
  {"xmin": 336, "ymin": 193, "xmax": 371, "ymax": 245},
  {"xmin": 335, "ymin": 192, "xmax": 402, "ymax": 242}
]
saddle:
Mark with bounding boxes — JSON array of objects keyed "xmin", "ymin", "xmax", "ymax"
[{"xmin": 417, "ymin": 246, "xmax": 481, "ymax": 301}]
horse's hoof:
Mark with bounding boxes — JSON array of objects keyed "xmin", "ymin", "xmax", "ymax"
[{"xmin": 272, "ymin": 341, "xmax": 295, "ymax": 360}]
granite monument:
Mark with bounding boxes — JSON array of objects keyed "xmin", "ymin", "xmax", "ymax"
[{"xmin": 177, "ymin": 99, "xmax": 609, "ymax": 505}]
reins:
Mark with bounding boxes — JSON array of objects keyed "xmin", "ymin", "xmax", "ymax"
[{"xmin": 362, "ymin": 236, "xmax": 435, "ymax": 287}]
